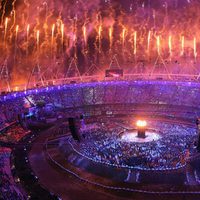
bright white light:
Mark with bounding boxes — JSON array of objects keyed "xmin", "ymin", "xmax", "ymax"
[
  {"xmin": 121, "ymin": 131, "xmax": 160, "ymax": 143},
  {"xmin": 136, "ymin": 120, "xmax": 147, "ymax": 128}
]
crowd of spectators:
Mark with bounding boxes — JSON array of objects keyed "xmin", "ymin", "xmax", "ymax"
[
  {"xmin": 1, "ymin": 81, "xmax": 200, "ymax": 127},
  {"xmin": 0, "ymin": 147, "xmax": 26, "ymax": 200},
  {"xmin": 0, "ymin": 124, "xmax": 30, "ymax": 144},
  {"xmin": 0, "ymin": 98, "xmax": 25, "ymax": 130}
]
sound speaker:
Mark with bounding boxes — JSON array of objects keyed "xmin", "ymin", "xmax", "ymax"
[{"xmin": 68, "ymin": 117, "xmax": 81, "ymax": 142}]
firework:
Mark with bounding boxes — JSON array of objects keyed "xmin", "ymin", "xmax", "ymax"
[
  {"xmin": 61, "ymin": 23, "xmax": 64, "ymax": 47},
  {"xmin": 98, "ymin": 23, "xmax": 102, "ymax": 52},
  {"xmin": 156, "ymin": 36, "xmax": 160, "ymax": 56},
  {"xmin": 194, "ymin": 37, "xmax": 197, "ymax": 61},
  {"xmin": 122, "ymin": 27, "xmax": 127, "ymax": 47},
  {"xmin": 168, "ymin": 35, "xmax": 172, "ymax": 60},
  {"xmin": 109, "ymin": 26, "xmax": 113, "ymax": 50},
  {"xmin": 181, "ymin": 36, "xmax": 184, "ymax": 56},
  {"xmin": 15, "ymin": 25, "xmax": 19, "ymax": 40},
  {"xmin": 147, "ymin": 30, "xmax": 151, "ymax": 56},
  {"xmin": 134, "ymin": 31, "xmax": 137, "ymax": 56},
  {"xmin": 4, "ymin": 17, "xmax": 8, "ymax": 47},
  {"xmin": 82, "ymin": 24, "xmax": 87, "ymax": 46},
  {"xmin": 36, "ymin": 30, "xmax": 40, "ymax": 53}
]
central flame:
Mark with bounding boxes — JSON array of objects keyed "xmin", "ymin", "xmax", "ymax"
[{"xmin": 136, "ymin": 120, "xmax": 147, "ymax": 128}]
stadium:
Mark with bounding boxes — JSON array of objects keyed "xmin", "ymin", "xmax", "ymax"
[{"xmin": 1, "ymin": 0, "xmax": 200, "ymax": 200}]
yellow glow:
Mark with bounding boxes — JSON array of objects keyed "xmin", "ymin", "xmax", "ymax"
[
  {"xmin": 14, "ymin": 86, "xmax": 19, "ymax": 91},
  {"xmin": 83, "ymin": 24, "xmax": 87, "ymax": 45},
  {"xmin": 98, "ymin": 24, "xmax": 102, "ymax": 39},
  {"xmin": 4, "ymin": 17, "xmax": 8, "ymax": 43},
  {"xmin": 181, "ymin": 36, "xmax": 184, "ymax": 56},
  {"xmin": 194, "ymin": 37, "xmax": 197, "ymax": 60},
  {"xmin": 109, "ymin": 26, "xmax": 113, "ymax": 48},
  {"xmin": 156, "ymin": 36, "xmax": 160, "ymax": 55},
  {"xmin": 147, "ymin": 30, "xmax": 151, "ymax": 54},
  {"xmin": 134, "ymin": 31, "xmax": 137, "ymax": 55},
  {"xmin": 37, "ymin": 30, "xmax": 40, "ymax": 44},
  {"xmin": 5, "ymin": 17, "xmax": 8, "ymax": 29},
  {"xmin": 61, "ymin": 23, "xmax": 64, "ymax": 44},
  {"xmin": 27, "ymin": 24, "xmax": 30, "ymax": 39},
  {"xmin": 51, "ymin": 24, "xmax": 55, "ymax": 42},
  {"xmin": 122, "ymin": 27, "xmax": 127, "ymax": 46},
  {"xmin": 16, "ymin": 25, "xmax": 19, "ymax": 34},
  {"xmin": 15, "ymin": 25, "xmax": 19, "ymax": 41},
  {"xmin": 168, "ymin": 35, "xmax": 172, "ymax": 58},
  {"xmin": 136, "ymin": 120, "xmax": 147, "ymax": 128}
]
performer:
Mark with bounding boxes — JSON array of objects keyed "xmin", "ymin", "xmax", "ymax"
[
  {"xmin": 80, "ymin": 114, "xmax": 86, "ymax": 138},
  {"xmin": 80, "ymin": 114, "xmax": 86, "ymax": 130}
]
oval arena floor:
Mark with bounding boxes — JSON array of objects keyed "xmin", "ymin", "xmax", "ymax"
[{"xmin": 29, "ymin": 113, "xmax": 200, "ymax": 200}]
